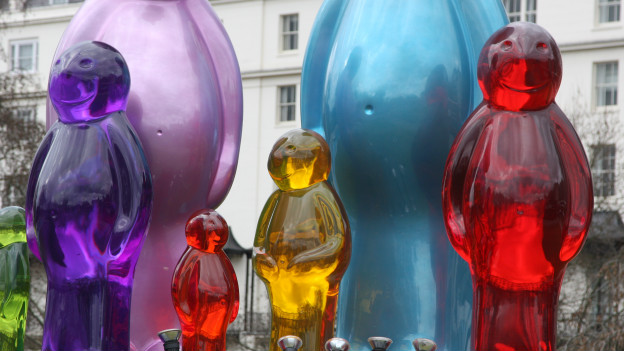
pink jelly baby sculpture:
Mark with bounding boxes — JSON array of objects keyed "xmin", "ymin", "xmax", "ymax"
[
  {"xmin": 442, "ymin": 22, "xmax": 593, "ymax": 351},
  {"xmin": 35, "ymin": 1, "xmax": 243, "ymax": 350},
  {"xmin": 171, "ymin": 209, "xmax": 239, "ymax": 351}
]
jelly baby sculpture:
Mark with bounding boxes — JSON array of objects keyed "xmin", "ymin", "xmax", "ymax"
[
  {"xmin": 171, "ymin": 209, "xmax": 239, "ymax": 351},
  {"xmin": 26, "ymin": 41, "xmax": 152, "ymax": 351},
  {"xmin": 254, "ymin": 129, "xmax": 351, "ymax": 351},
  {"xmin": 442, "ymin": 22, "xmax": 593, "ymax": 351},
  {"xmin": 300, "ymin": 1, "xmax": 508, "ymax": 350},
  {"xmin": 35, "ymin": 2, "xmax": 242, "ymax": 349},
  {"xmin": 0, "ymin": 207, "xmax": 29, "ymax": 351}
]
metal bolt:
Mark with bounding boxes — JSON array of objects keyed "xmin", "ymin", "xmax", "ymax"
[
  {"xmin": 278, "ymin": 335, "xmax": 303, "ymax": 351},
  {"xmin": 412, "ymin": 338, "xmax": 437, "ymax": 351},
  {"xmin": 325, "ymin": 337, "xmax": 350, "ymax": 351},
  {"xmin": 158, "ymin": 329, "xmax": 181, "ymax": 351},
  {"xmin": 368, "ymin": 336, "xmax": 393, "ymax": 350}
]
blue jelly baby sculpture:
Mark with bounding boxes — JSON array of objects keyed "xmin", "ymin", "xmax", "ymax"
[
  {"xmin": 25, "ymin": 41, "xmax": 152, "ymax": 351},
  {"xmin": 0, "ymin": 206, "xmax": 29, "ymax": 351},
  {"xmin": 301, "ymin": 1, "xmax": 508, "ymax": 350}
]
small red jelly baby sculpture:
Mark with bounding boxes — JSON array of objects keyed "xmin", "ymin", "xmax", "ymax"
[
  {"xmin": 171, "ymin": 209, "xmax": 239, "ymax": 351},
  {"xmin": 442, "ymin": 22, "xmax": 593, "ymax": 351}
]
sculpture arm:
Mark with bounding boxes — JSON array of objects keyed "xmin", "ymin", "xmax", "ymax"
[
  {"xmin": 105, "ymin": 114, "xmax": 152, "ymax": 270},
  {"xmin": 253, "ymin": 191, "xmax": 281, "ymax": 276},
  {"xmin": 172, "ymin": 251, "xmax": 200, "ymax": 327},
  {"xmin": 442, "ymin": 105, "xmax": 489, "ymax": 262},
  {"xmin": 300, "ymin": 0, "xmax": 348, "ymax": 137},
  {"xmin": 550, "ymin": 106, "xmax": 593, "ymax": 262},
  {"xmin": 25, "ymin": 126, "xmax": 57, "ymax": 261},
  {"xmin": 184, "ymin": 0, "xmax": 243, "ymax": 208},
  {"xmin": 288, "ymin": 189, "xmax": 347, "ymax": 269},
  {"xmin": 228, "ymin": 259, "xmax": 240, "ymax": 323}
]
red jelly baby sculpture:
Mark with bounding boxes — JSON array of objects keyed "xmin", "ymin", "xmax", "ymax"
[
  {"xmin": 442, "ymin": 22, "xmax": 593, "ymax": 351},
  {"xmin": 171, "ymin": 209, "xmax": 239, "ymax": 351}
]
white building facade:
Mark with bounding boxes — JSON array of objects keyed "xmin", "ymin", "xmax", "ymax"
[{"xmin": 2, "ymin": 0, "xmax": 624, "ymax": 349}]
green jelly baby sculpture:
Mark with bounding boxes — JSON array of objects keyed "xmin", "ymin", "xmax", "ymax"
[{"xmin": 0, "ymin": 207, "xmax": 29, "ymax": 351}]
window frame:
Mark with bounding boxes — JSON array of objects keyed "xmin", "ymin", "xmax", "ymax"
[
  {"xmin": 597, "ymin": 0, "xmax": 622, "ymax": 25},
  {"xmin": 591, "ymin": 143, "xmax": 617, "ymax": 197},
  {"xmin": 280, "ymin": 14, "xmax": 299, "ymax": 52},
  {"xmin": 594, "ymin": 61, "xmax": 619, "ymax": 110},
  {"xmin": 10, "ymin": 39, "xmax": 38, "ymax": 73},
  {"xmin": 12, "ymin": 107, "xmax": 37, "ymax": 124},
  {"xmin": 277, "ymin": 85, "xmax": 297, "ymax": 124},
  {"xmin": 502, "ymin": 0, "xmax": 537, "ymax": 23}
]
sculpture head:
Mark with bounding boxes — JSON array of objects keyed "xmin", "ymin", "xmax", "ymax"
[
  {"xmin": 185, "ymin": 209, "xmax": 229, "ymax": 253},
  {"xmin": 477, "ymin": 22, "xmax": 561, "ymax": 111},
  {"xmin": 49, "ymin": 41, "xmax": 130, "ymax": 123},
  {"xmin": 0, "ymin": 206, "xmax": 26, "ymax": 249},
  {"xmin": 268, "ymin": 129, "xmax": 330, "ymax": 191}
]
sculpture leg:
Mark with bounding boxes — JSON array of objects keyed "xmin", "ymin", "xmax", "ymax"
[{"xmin": 43, "ymin": 278, "xmax": 131, "ymax": 351}]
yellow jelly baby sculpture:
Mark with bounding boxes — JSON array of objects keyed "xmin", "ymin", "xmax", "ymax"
[{"xmin": 254, "ymin": 128, "xmax": 351, "ymax": 351}]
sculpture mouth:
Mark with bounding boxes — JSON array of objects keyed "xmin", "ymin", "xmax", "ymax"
[
  {"xmin": 54, "ymin": 91, "xmax": 95, "ymax": 105},
  {"xmin": 501, "ymin": 81, "xmax": 548, "ymax": 93}
]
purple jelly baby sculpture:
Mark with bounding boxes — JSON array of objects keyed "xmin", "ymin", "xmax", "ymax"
[
  {"xmin": 39, "ymin": 2, "xmax": 244, "ymax": 349},
  {"xmin": 25, "ymin": 41, "xmax": 152, "ymax": 351}
]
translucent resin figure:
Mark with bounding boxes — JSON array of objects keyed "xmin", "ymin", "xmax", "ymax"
[
  {"xmin": 171, "ymin": 209, "xmax": 239, "ymax": 351},
  {"xmin": 300, "ymin": 1, "xmax": 508, "ymax": 349},
  {"xmin": 442, "ymin": 22, "xmax": 593, "ymax": 351},
  {"xmin": 0, "ymin": 207, "xmax": 29, "ymax": 351},
  {"xmin": 254, "ymin": 129, "xmax": 351, "ymax": 351},
  {"xmin": 37, "ymin": 2, "xmax": 243, "ymax": 349},
  {"xmin": 26, "ymin": 41, "xmax": 152, "ymax": 351}
]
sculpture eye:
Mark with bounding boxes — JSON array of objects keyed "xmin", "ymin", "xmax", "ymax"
[
  {"xmin": 286, "ymin": 145, "xmax": 297, "ymax": 153},
  {"xmin": 79, "ymin": 58, "xmax": 94, "ymax": 69},
  {"xmin": 536, "ymin": 42, "xmax": 548, "ymax": 52},
  {"xmin": 502, "ymin": 40, "xmax": 513, "ymax": 51}
]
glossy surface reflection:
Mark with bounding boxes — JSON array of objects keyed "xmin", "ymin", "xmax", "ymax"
[
  {"xmin": 27, "ymin": 41, "xmax": 152, "ymax": 351},
  {"xmin": 43, "ymin": 1, "xmax": 243, "ymax": 349},
  {"xmin": 172, "ymin": 209, "xmax": 239, "ymax": 351},
  {"xmin": 443, "ymin": 22, "xmax": 593, "ymax": 351},
  {"xmin": 0, "ymin": 207, "xmax": 29, "ymax": 351},
  {"xmin": 254, "ymin": 129, "xmax": 351, "ymax": 351},
  {"xmin": 300, "ymin": 1, "xmax": 508, "ymax": 349}
]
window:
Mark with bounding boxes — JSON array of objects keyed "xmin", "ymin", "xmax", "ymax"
[
  {"xmin": 10, "ymin": 40, "xmax": 38, "ymax": 72},
  {"xmin": 592, "ymin": 144, "xmax": 616, "ymax": 197},
  {"xmin": 503, "ymin": 0, "xmax": 537, "ymax": 23},
  {"xmin": 278, "ymin": 86, "xmax": 296, "ymax": 122},
  {"xmin": 595, "ymin": 62, "xmax": 619, "ymax": 107},
  {"xmin": 281, "ymin": 14, "xmax": 299, "ymax": 51},
  {"xmin": 598, "ymin": 0, "xmax": 621, "ymax": 23},
  {"xmin": 13, "ymin": 108, "xmax": 36, "ymax": 123},
  {"xmin": 525, "ymin": 0, "xmax": 537, "ymax": 23}
]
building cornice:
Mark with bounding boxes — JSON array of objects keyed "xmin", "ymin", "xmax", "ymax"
[
  {"xmin": 241, "ymin": 67, "xmax": 301, "ymax": 79},
  {"xmin": 559, "ymin": 38, "xmax": 624, "ymax": 52},
  {"xmin": 2, "ymin": 14, "xmax": 75, "ymax": 27}
]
